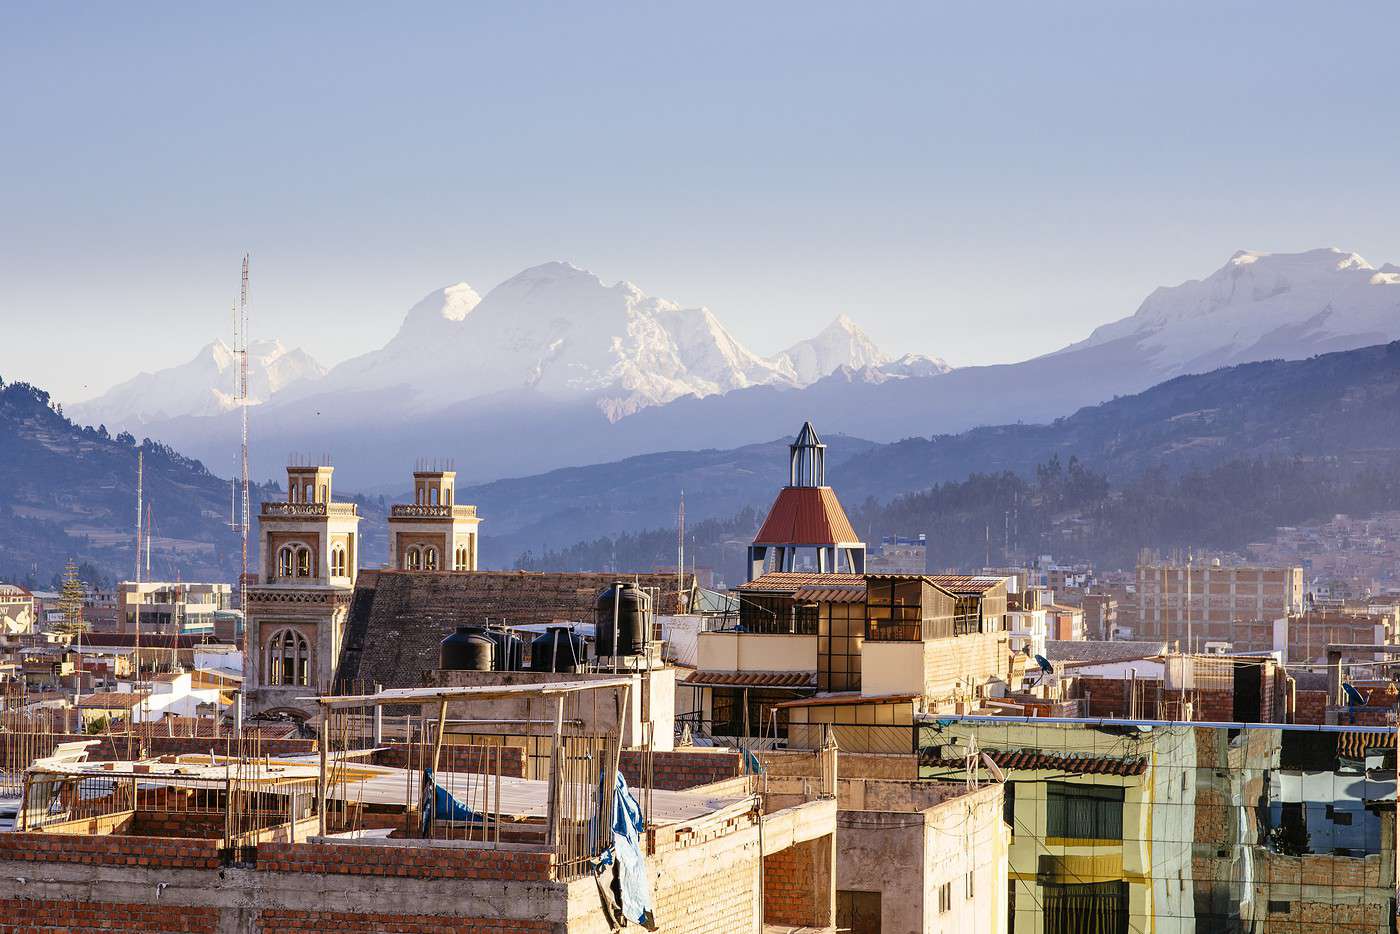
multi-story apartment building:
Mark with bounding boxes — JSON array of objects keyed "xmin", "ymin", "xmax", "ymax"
[
  {"xmin": 116, "ymin": 582, "xmax": 231, "ymax": 635},
  {"xmin": 1136, "ymin": 560, "xmax": 1303, "ymax": 648}
]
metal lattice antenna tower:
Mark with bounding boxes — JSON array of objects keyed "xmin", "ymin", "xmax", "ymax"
[{"xmin": 237, "ymin": 255, "xmax": 251, "ymax": 684}]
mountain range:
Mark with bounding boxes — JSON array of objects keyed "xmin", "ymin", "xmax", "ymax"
[
  {"xmin": 59, "ymin": 247, "xmax": 1400, "ymax": 493},
  {"xmin": 12, "ymin": 335, "xmax": 1400, "ymax": 586}
]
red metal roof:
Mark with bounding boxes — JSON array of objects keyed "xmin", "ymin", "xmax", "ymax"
[
  {"xmin": 684, "ymin": 670, "xmax": 816, "ymax": 689},
  {"xmin": 753, "ymin": 487, "xmax": 861, "ymax": 547},
  {"xmin": 920, "ymin": 747, "xmax": 1148, "ymax": 776}
]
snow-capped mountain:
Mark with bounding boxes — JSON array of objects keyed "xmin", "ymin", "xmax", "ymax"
[
  {"xmin": 769, "ymin": 314, "xmax": 950, "ymax": 384},
  {"xmin": 69, "ymin": 339, "xmax": 324, "ymax": 429},
  {"xmin": 293, "ymin": 262, "xmax": 933, "ymax": 421},
  {"xmin": 1057, "ymin": 248, "xmax": 1400, "ymax": 377}
]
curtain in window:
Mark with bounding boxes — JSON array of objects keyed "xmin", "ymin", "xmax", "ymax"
[{"xmin": 1043, "ymin": 882, "xmax": 1127, "ymax": 934}]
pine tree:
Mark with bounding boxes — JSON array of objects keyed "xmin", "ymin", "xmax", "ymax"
[{"xmin": 55, "ymin": 559, "xmax": 88, "ymax": 637}]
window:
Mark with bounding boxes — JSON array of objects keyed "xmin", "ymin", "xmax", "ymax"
[
  {"xmin": 405, "ymin": 546, "xmax": 422, "ymax": 571},
  {"xmin": 330, "ymin": 546, "xmax": 347, "ymax": 577},
  {"xmin": 267, "ymin": 628, "xmax": 309, "ymax": 686},
  {"xmin": 1044, "ymin": 882, "xmax": 1127, "ymax": 934},
  {"xmin": 938, "ymin": 881, "xmax": 952, "ymax": 913},
  {"xmin": 1004, "ymin": 781, "xmax": 1016, "ymax": 832},
  {"xmin": 430, "ymin": 488, "xmax": 439, "ymax": 506},
  {"xmin": 965, "ymin": 870, "xmax": 974, "ymax": 900},
  {"xmin": 295, "ymin": 546, "xmax": 312, "ymax": 578},
  {"xmin": 277, "ymin": 543, "xmax": 313, "ymax": 579},
  {"xmin": 454, "ymin": 546, "xmax": 469, "ymax": 571},
  {"xmin": 277, "ymin": 546, "xmax": 295, "ymax": 578},
  {"xmin": 423, "ymin": 547, "xmax": 439, "ymax": 571},
  {"xmin": 1046, "ymin": 782, "xmax": 1124, "ymax": 841}
]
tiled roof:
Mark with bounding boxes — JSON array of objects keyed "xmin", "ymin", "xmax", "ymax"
[
  {"xmin": 753, "ymin": 487, "xmax": 862, "ymax": 546},
  {"xmin": 1338, "ymin": 730, "xmax": 1396, "ymax": 760},
  {"xmin": 335, "ymin": 569, "xmax": 695, "ymax": 690},
  {"xmin": 78, "ymin": 691, "xmax": 150, "ymax": 710},
  {"xmin": 683, "ymin": 670, "xmax": 816, "ymax": 689},
  {"xmin": 737, "ymin": 573, "xmax": 865, "ymax": 595},
  {"xmin": 920, "ymin": 746, "xmax": 1149, "ymax": 776},
  {"xmin": 79, "ymin": 633, "xmax": 223, "ymax": 649}
]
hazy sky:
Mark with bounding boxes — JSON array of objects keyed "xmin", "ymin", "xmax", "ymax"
[{"xmin": 4, "ymin": 2, "xmax": 1398, "ymax": 405}]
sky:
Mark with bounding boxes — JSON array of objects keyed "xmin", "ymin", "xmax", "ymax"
[{"xmin": 3, "ymin": 1, "xmax": 1399, "ymax": 405}]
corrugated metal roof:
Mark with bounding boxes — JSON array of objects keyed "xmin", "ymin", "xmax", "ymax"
[
  {"xmin": 791, "ymin": 585, "xmax": 866, "ymax": 603},
  {"xmin": 775, "ymin": 691, "xmax": 918, "ymax": 709},
  {"xmin": 737, "ymin": 572, "xmax": 865, "ymax": 594},
  {"xmin": 924, "ymin": 575, "xmax": 1008, "ymax": 594},
  {"xmin": 752, "ymin": 487, "xmax": 862, "ymax": 547},
  {"xmin": 683, "ymin": 670, "xmax": 816, "ymax": 689},
  {"xmin": 920, "ymin": 747, "xmax": 1149, "ymax": 776}
]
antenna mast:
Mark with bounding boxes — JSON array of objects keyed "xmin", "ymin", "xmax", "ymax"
[
  {"xmin": 134, "ymin": 450, "xmax": 143, "ymax": 583},
  {"xmin": 237, "ymin": 255, "xmax": 251, "ymax": 684},
  {"xmin": 676, "ymin": 489, "xmax": 685, "ymax": 606}
]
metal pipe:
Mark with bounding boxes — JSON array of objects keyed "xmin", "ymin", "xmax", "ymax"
[{"xmin": 912, "ymin": 712, "xmax": 1393, "ymax": 733}]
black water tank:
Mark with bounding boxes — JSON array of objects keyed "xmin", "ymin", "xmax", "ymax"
[
  {"xmin": 440, "ymin": 626, "xmax": 494, "ymax": 671},
  {"xmin": 530, "ymin": 625, "xmax": 586, "ymax": 673},
  {"xmin": 595, "ymin": 581, "xmax": 650, "ymax": 657},
  {"xmin": 483, "ymin": 627, "xmax": 526, "ymax": 672}
]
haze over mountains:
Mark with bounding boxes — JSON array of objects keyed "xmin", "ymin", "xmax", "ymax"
[{"xmin": 66, "ymin": 248, "xmax": 1400, "ymax": 490}]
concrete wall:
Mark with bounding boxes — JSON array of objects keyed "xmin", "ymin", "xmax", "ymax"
[{"xmin": 697, "ymin": 631, "xmax": 816, "ymax": 673}]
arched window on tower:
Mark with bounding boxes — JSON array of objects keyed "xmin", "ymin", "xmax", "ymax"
[
  {"xmin": 454, "ymin": 546, "xmax": 468, "ymax": 571},
  {"xmin": 430, "ymin": 488, "xmax": 439, "ymax": 506},
  {"xmin": 331, "ymin": 545, "xmax": 347, "ymax": 577},
  {"xmin": 405, "ymin": 546, "xmax": 422, "ymax": 571},
  {"xmin": 267, "ymin": 628, "xmax": 310, "ymax": 686},
  {"xmin": 277, "ymin": 546, "xmax": 295, "ymax": 578},
  {"xmin": 424, "ymin": 547, "xmax": 439, "ymax": 571},
  {"xmin": 295, "ymin": 546, "xmax": 313, "ymax": 578}
]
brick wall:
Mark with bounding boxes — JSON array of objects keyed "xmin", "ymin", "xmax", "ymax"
[
  {"xmin": 645, "ymin": 851, "xmax": 758, "ymax": 934},
  {"xmin": 0, "ymin": 832, "xmax": 221, "ymax": 870},
  {"xmin": 256, "ymin": 841, "xmax": 554, "ymax": 880},
  {"xmin": 370, "ymin": 742, "xmax": 525, "ymax": 777},
  {"xmin": 0, "ymin": 898, "xmax": 220, "ymax": 933},
  {"xmin": 620, "ymin": 749, "xmax": 740, "ymax": 791},
  {"xmin": 252, "ymin": 910, "xmax": 551, "ymax": 932},
  {"xmin": 1294, "ymin": 689, "xmax": 1328, "ymax": 724},
  {"xmin": 762, "ymin": 835, "xmax": 834, "ymax": 928}
]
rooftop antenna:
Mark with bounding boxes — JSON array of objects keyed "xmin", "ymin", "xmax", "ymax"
[
  {"xmin": 134, "ymin": 450, "xmax": 143, "ymax": 583},
  {"xmin": 676, "ymin": 489, "xmax": 685, "ymax": 608},
  {"xmin": 236, "ymin": 256, "xmax": 251, "ymax": 705}
]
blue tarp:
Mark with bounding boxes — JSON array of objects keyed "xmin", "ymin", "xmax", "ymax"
[
  {"xmin": 419, "ymin": 768, "xmax": 483, "ymax": 835},
  {"xmin": 596, "ymin": 772, "xmax": 656, "ymax": 929}
]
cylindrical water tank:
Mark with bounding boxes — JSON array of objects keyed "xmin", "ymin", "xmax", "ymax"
[
  {"xmin": 594, "ymin": 581, "xmax": 651, "ymax": 657},
  {"xmin": 439, "ymin": 626, "xmax": 494, "ymax": 671},
  {"xmin": 483, "ymin": 627, "xmax": 526, "ymax": 671},
  {"xmin": 529, "ymin": 625, "xmax": 586, "ymax": 673}
]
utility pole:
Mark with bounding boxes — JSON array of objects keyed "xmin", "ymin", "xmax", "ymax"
[{"xmin": 237, "ymin": 255, "xmax": 251, "ymax": 708}]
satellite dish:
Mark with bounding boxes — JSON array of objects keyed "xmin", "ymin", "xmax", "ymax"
[
  {"xmin": 981, "ymin": 752, "xmax": 1006, "ymax": 783},
  {"xmin": 1342, "ymin": 683, "xmax": 1366, "ymax": 707},
  {"xmin": 1034, "ymin": 654, "xmax": 1054, "ymax": 675}
]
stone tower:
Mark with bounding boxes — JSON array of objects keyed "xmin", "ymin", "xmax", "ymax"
[
  {"xmin": 387, "ymin": 468, "xmax": 481, "ymax": 572},
  {"xmin": 243, "ymin": 462, "xmax": 360, "ymax": 719}
]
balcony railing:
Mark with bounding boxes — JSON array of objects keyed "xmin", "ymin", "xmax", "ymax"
[
  {"xmin": 261, "ymin": 502, "xmax": 359, "ymax": 517},
  {"xmin": 389, "ymin": 504, "xmax": 477, "ymax": 519}
]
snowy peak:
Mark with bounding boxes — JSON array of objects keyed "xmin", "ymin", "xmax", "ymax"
[
  {"xmin": 397, "ymin": 282, "xmax": 482, "ymax": 335},
  {"xmin": 1062, "ymin": 247, "xmax": 1400, "ymax": 376},
  {"xmin": 770, "ymin": 314, "xmax": 949, "ymax": 385},
  {"xmin": 771, "ymin": 314, "xmax": 888, "ymax": 384},
  {"xmin": 68, "ymin": 337, "xmax": 325, "ymax": 429}
]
